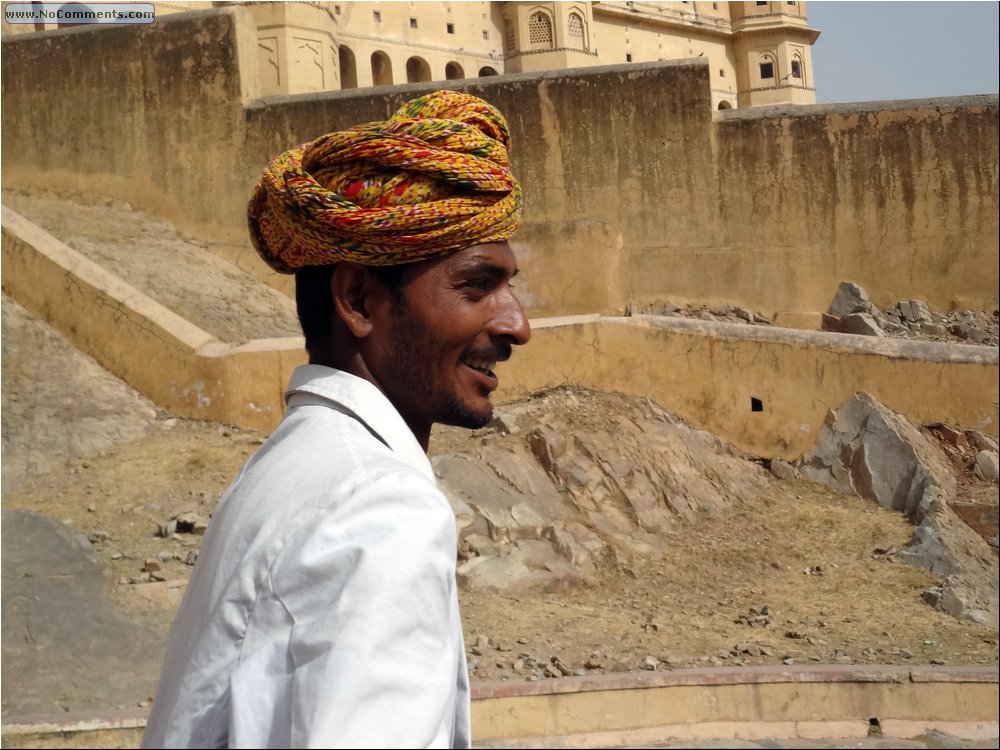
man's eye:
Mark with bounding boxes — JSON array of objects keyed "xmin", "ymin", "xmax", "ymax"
[{"xmin": 463, "ymin": 279, "xmax": 491, "ymax": 291}]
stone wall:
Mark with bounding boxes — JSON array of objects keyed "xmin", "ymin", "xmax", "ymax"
[
  {"xmin": 0, "ymin": 8, "xmax": 256, "ymax": 252},
  {"xmin": 3, "ymin": 6, "xmax": 997, "ymax": 317},
  {"xmin": 709, "ymin": 101, "xmax": 1000, "ymax": 313}
]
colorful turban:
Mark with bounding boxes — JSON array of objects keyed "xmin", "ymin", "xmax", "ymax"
[{"xmin": 247, "ymin": 90, "xmax": 522, "ymax": 272}]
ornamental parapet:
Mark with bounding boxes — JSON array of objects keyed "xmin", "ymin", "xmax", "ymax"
[{"xmin": 505, "ymin": 47, "xmax": 599, "ymax": 61}]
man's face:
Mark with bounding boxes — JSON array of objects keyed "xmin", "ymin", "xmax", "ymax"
[{"xmin": 369, "ymin": 242, "xmax": 530, "ymax": 437}]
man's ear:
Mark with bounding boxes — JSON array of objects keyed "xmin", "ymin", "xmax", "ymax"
[{"xmin": 331, "ymin": 262, "xmax": 381, "ymax": 339}]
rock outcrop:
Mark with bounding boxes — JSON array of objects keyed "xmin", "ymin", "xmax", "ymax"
[
  {"xmin": 795, "ymin": 392, "xmax": 998, "ymax": 626},
  {"xmin": 625, "ymin": 281, "xmax": 998, "ymax": 346},
  {"xmin": 434, "ymin": 389, "xmax": 770, "ymax": 591}
]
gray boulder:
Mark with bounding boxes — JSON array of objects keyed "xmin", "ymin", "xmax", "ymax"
[
  {"xmin": 896, "ymin": 299, "xmax": 933, "ymax": 324},
  {"xmin": 796, "ymin": 392, "xmax": 954, "ymax": 519},
  {"xmin": 974, "ymin": 450, "xmax": 999, "ymax": 482},
  {"xmin": 967, "ymin": 431, "xmax": 999, "ymax": 454},
  {"xmin": 838, "ymin": 313, "xmax": 886, "ymax": 337},
  {"xmin": 827, "ymin": 281, "xmax": 878, "ymax": 318},
  {"xmin": 905, "ymin": 498, "xmax": 999, "ymax": 626}
]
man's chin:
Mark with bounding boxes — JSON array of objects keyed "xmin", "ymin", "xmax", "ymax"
[{"xmin": 438, "ymin": 399, "xmax": 493, "ymax": 430}]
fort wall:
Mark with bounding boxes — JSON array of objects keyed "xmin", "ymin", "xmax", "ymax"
[
  {"xmin": 3, "ymin": 7, "xmax": 999, "ymax": 450},
  {"xmin": 3, "ymin": 7, "xmax": 997, "ymax": 318}
]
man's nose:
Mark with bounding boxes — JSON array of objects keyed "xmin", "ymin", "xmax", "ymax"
[{"xmin": 490, "ymin": 288, "xmax": 531, "ymax": 346}]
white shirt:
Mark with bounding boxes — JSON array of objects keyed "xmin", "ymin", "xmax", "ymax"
[{"xmin": 141, "ymin": 365, "xmax": 471, "ymax": 749}]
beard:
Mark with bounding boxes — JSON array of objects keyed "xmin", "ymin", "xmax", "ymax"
[{"xmin": 382, "ymin": 304, "xmax": 496, "ymax": 431}]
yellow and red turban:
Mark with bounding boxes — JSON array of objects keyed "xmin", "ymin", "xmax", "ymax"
[{"xmin": 247, "ymin": 90, "xmax": 522, "ymax": 273}]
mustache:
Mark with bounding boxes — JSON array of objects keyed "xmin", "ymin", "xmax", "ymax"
[{"xmin": 462, "ymin": 341, "xmax": 512, "ymax": 364}]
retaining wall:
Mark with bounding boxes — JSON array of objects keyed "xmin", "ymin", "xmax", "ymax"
[
  {"xmin": 505, "ymin": 315, "xmax": 999, "ymax": 458},
  {"xmin": 5, "ymin": 206, "xmax": 996, "ymax": 455},
  {"xmin": 471, "ymin": 665, "xmax": 999, "ymax": 746},
  {"xmin": 0, "ymin": 206, "xmax": 302, "ymax": 432}
]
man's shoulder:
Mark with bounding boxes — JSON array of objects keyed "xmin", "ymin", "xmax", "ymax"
[
  {"xmin": 239, "ymin": 403, "xmax": 441, "ymax": 517},
  {"xmin": 281, "ymin": 366, "xmax": 433, "ymax": 479},
  {"xmin": 263, "ymin": 411, "xmax": 456, "ymax": 573},
  {"xmin": 202, "ymin": 403, "xmax": 450, "ymax": 571},
  {"xmin": 277, "ymin": 402, "xmax": 425, "ymax": 474}
]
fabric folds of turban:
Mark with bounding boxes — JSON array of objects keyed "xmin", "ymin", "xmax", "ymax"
[{"xmin": 247, "ymin": 90, "xmax": 522, "ymax": 273}]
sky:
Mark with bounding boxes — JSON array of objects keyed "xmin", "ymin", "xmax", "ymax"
[{"xmin": 806, "ymin": 1, "xmax": 1000, "ymax": 104}]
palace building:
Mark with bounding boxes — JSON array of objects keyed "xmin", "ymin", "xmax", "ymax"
[{"xmin": 4, "ymin": 2, "xmax": 820, "ymax": 109}]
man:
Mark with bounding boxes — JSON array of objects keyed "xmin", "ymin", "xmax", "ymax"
[{"xmin": 141, "ymin": 90, "xmax": 530, "ymax": 749}]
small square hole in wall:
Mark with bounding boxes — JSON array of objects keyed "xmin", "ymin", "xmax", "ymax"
[
  {"xmin": 751, "ymin": 397, "xmax": 764, "ymax": 412},
  {"xmin": 410, "ymin": 17, "xmax": 418, "ymax": 29},
  {"xmin": 447, "ymin": 22, "xmax": 455, "ymax": 34},
  {"xmin": 626, "ymin": 53, "xmax": 633, "ymax": 62}
]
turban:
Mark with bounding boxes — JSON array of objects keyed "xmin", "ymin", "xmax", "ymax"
[{"xmin": 247, "ymin": 90, "xmax": 522, "ymax": 273}]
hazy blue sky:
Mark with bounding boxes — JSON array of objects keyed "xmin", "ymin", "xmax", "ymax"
[{"xmin": 806, "ymin": 1, "xmax": 999, "ymax": 104}]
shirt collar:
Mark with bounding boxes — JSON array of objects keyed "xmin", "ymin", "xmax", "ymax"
[{"xmin": 283, "ymin": 364, "xmax": 435, "ymax": 481}]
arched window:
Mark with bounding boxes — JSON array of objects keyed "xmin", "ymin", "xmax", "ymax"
[
  {"xmin": 406, "ymin": 56, "xmax": 431, "ymax": 83},
  {"xmin": 339, "ymin": 45, "xmax": 358, "ymax": 89},
  {"xmin": 758, "ymin": 52, "xmax": 776, "ymax": 83},
  {"xmin": 567, "ymin": 12, "xmax": 587, "ymax": 50},
  {"xmin": 528, "ymin": 11, "xmax": 553, "ymax": 47},
  {"xmin": 371, "ymin": 51, "xmax": 393, "ymax": 86},
  {"xmin": 717, "ymin": 100, "xmax": 733, "ymax": 110},
  {"xmin": 478, "ymin": 66, "xmax": 498, "ymax": 77},
  {"xmin": 790, "ymin": 54, "xmax": 805, "ymax": 84},
  {"xmin": 503, "ymin": 18, "xmax": 516, "ymax": 51},
  {"xmin": 445, "ymin": 62, "xmax": 464, "ymax": 80}
]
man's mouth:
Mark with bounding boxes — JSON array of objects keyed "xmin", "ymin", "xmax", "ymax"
[
  {"xmin": 460, "ymin": 344, "xmax": 510, "ymax": 391},
  {"xmin": 461, "ymin": 357, "xmax": 498, "ymax": 391},
  {"xmin": 463, "ymin": 356, "xmax": 497, "ymax": 377}
]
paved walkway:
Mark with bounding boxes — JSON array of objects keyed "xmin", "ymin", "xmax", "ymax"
[
  {"xmin": 474, "ymin": 731, "xmax": 999, "ymax": 748},
  {"xmin": 641, "ymin": 732, "xmax": 999, "ymax": 748},
  {"xmin": 3, "ymin": 727, "xmax": 996, "ymax": 749}
]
